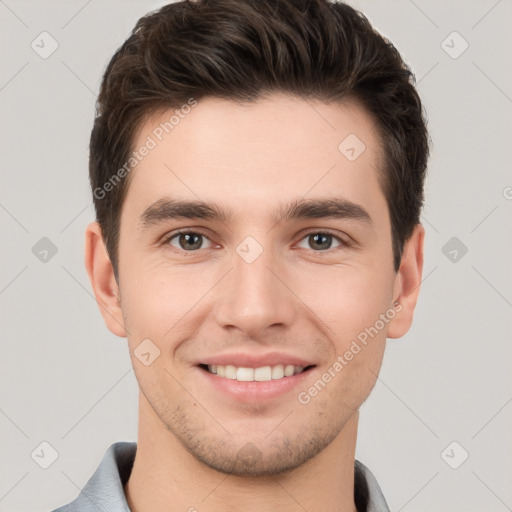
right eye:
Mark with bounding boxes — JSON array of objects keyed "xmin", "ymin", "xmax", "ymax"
[{"xmin": 164, "ymin": 230, "xmax": 215, "ymax": 252}]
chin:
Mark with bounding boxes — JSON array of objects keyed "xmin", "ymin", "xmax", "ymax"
[{"xmin": 178, "ymin": 426, "xmax": 338, "ymax": 477}]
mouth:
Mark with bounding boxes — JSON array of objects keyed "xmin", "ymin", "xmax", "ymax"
[
  {"xmin": 198, "ymin": 363, "xmax": 316, "ymax": 382},
  {"xmin": 194, "ymin": 352, "xmax": 317, "ymax": 401}
]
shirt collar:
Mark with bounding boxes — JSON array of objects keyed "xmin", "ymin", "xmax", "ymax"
[{"xmin": 53, "ymin": 441, "xmax": 390, "ymax": 512}]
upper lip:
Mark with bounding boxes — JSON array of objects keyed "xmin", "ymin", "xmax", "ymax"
[{"xmin": 197, "ymin": 352, "xmax": 315, "ymax": 368}]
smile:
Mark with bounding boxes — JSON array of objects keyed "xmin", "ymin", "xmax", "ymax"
[{"xmin": 201, "ymin": 364, "xmax": 314, "ymax": 382}]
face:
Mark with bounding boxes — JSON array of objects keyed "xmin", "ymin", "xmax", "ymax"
[{"xmin": 95, "ymin": 93, "xmax": 418, "ymax": 476}]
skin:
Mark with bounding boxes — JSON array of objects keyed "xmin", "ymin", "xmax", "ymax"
[{"xmin": 85, "ymin": 93, "xmax": 424, "ymax": 512}]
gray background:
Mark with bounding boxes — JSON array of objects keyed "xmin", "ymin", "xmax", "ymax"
[{"xmin": 1, "ymin": 0, "xmax": 511, "ymax": 511}]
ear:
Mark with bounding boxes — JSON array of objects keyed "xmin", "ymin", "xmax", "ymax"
[
  {"xmin": 387, "ymin": 223, "xmax": 425, "ymax": 339},
  {"xmin": 84, "ymin": 221, "xmax": 127, "ymax": 337}
]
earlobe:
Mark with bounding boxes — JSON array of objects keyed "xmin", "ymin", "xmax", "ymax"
[
  {"xmin": 84, "ymin": 222, "xmax": 127, "ymax": 338},
  {"xmin": 387, "ymin": 223, "xmax": 425, "ymax": 339}
]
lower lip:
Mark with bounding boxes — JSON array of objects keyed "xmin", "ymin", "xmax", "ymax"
[{"xmin": 197, "ymin": 366, "xmax": 315, "ymax": 402}]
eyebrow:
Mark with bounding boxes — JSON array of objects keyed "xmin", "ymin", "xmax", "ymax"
[{"xmin": 139, "ymin": 197, "xmax": 373, "ymax": 228}]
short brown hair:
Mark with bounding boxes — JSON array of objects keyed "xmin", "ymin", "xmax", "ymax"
[{"xmin": 90, "ymin": 0, "xmax": 429, "ymax": 276}]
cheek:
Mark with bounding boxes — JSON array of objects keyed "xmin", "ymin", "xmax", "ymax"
[
  {"xmin": 291, "ymin": 261, "xmax": 394, "ymax": 336},
  {"xmin": 120, "ymin": 268, "xmax": 193, "ymax": 390},
  {"xmin": 120, "ymin": 259, "xmax": 210, "ymax": 344}
]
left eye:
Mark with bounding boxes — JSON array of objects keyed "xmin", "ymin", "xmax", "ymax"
[{"xmin": 297, "ymin": 232, "xmax": 343, "ymax": 251}]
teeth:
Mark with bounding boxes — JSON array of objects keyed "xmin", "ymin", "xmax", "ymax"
[
  {"xmin": 284, "ymin": 364, "xmax": 295, "ymax": 377},
  {"xmin": 254, "ymin": 366, "xmax": 271, "ymax": 381},
  {"xmin": 271, "ymin": 364, "xmax": 284, "ymax": 379},
  {"xmin": 206, "ymin": 363, "xmax": 308, "ymax": 381},
  {"xmin": 237, "ymin": 367, "xmax": 254, "ymax": 381},
  {"xmin": 225, "ymin": 365, "xmax": 237, "ymax": 380}
]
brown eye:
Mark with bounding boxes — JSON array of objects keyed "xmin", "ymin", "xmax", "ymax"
[
  {"xmin": 297, "ymin": 232, "xmax": 345, "ymax": 251},
  {"xmin": 309, "ymin": 233, "xmax": 333, "ymax": 250},
  {"xmin": 168, "ymin": 231, "xmax": 212, "ymax": 251}
]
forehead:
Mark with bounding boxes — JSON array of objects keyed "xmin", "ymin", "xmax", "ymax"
[{"xmin": 122, "ymin": 93, "xmax": 386, "ymax": 223}]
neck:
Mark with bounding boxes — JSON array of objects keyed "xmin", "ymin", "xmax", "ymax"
[{"xmin": 125, "ymin": 392, "xmax": 359, "ymax": 512}]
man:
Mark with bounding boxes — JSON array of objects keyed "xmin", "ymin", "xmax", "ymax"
[{"xmin": 53, "ymin": 0, "xmax": 428, "ymax": 510}]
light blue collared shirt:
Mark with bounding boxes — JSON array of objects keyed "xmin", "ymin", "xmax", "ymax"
[{"xmin": 52, "ymin": 441, "xmax": 390, "ymax": 512}]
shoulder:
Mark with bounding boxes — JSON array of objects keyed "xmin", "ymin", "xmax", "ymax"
[
  {"xmin": 354, "ymin": 459, "xmax": 390, "ymax": 512},
  {"xmin": 50, "ymin": 441, "xmax": 136, "ymax": 512}
]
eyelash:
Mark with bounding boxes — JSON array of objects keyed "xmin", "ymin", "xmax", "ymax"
[{"xmin": 161, "ymin": 229, "xmax": 352, "ymax": 256}]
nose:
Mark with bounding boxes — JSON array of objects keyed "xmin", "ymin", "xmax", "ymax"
[{"xmin": 213, "ymin": 240, "xmax": 297, "ymax": 339}]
